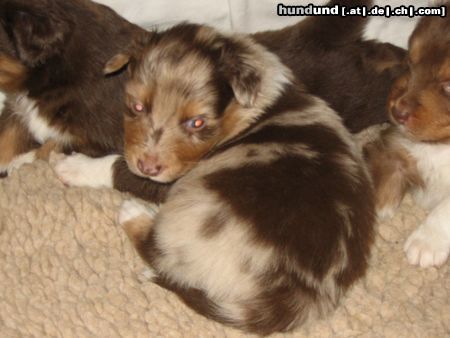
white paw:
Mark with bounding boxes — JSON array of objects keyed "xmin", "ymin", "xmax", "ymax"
[
  {"xmin": 0, "ymin": 151, "xmax": 36, "ymax": 175},
  {"xmin": 404, "ymin": 224, "xmax": 450, "ymax": 268},
  {"xmin": 54, "ymin": 153, "xmax": 118, "ymax": 188},
  {"xmin": 118, "ymin": 199, "xmax": 159, "ymax": 225}
]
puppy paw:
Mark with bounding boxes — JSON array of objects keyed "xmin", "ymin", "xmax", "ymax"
[
  {"xmin": 119, "ymin": 200, "xmax": 159, "ymax": 242},
  {"xmin": 404, "ymin": 224, "xmax": 450, "ymax": 268},
  {"xmin": 54, "ymin": 153, "xmax": 118, "ymax": 188},
  {"xmin": 0, "ymin": 151, "xmax": 36, "ymax": 177}
]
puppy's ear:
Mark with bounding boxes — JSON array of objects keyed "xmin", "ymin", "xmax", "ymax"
[
  {"xmin": 219, "ymin": 40, "xmax": 262, "ymax": 108},
  {"xmin": 104, "ymin": 53, "xmax": 131, "ymax": 75},
  {"xmin": 104, "ymin": 32, "xmax": 155, "ymax": 75},
  {"xmin": 4, "ymin": 4, "xmax": 73, "ymax": 67},
  {"xmin": 0, "ymin": 54, "xmax": 27, "ymax": 92}
]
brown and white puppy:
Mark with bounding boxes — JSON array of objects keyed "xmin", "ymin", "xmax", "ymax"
[
  {"xmin": 1, "ymin": 0, "xmax": 404, "ymax": 203},
  {"xmin": 87, "ymin": 24, "xmax": 374, "ymax": 334},
  {"xmin": 0, "ymin": 0, "xmax": 134, "ymax": 166},
  {"xmin": 365, "ymin": 8, "xmax": 450, "ymax": 268}
]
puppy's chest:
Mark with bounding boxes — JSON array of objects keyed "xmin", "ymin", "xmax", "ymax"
[
  {"xmin": 407, "ymin": 141, "xmax": 450, "ymax": 208},
  {"xmin": 13, "ymin": 95, "xmax": 72, "ymax": 145}
]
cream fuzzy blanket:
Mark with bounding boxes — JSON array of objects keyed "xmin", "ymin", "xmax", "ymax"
[{"xmin": 0, "ymin": 129, "xmax": 449, "ymax": 338}]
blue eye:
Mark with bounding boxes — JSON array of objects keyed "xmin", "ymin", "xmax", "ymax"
[{"xmin": 185, "ymin": 117, "xmax": 206, "ymax": 130}]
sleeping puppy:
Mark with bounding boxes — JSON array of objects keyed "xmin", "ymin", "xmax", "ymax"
[
  {"xmin": 91, "ymin": 24, "xmax": 373, "ymax": 334},
  {"xmin": 1, "ymin": 0, "xmax": 404, "ymax": 204},
  {"xmin": 0, "ymin": 0, "xmax": 136, "ymax": 167},
  {"xmin": 365, "ymin": 9, "xmax": 450, "ymax": 268}
]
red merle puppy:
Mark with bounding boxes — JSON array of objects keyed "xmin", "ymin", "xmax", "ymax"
[{"xmin": 68, "ymin": 22, "xmax": 375, "ymax": 334}]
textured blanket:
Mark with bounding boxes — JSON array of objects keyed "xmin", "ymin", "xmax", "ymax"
[{"xmin": 0, "ymin": 128, "xmax": 448, "ymax": 338}]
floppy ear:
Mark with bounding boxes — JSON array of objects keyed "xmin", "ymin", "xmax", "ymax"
[
  {"xmin": 3, "ymin": 3, "xmax": 73, "ymax": 67},
  {"xmin": 104, "ymin": 32, "xmax": 155, "ymax": 75},
  {"xmin": 104, "ymin": 53, "xmax": 131, "ymax": 75},
  {"xmin": 219, "ymin": 40, "xmax": 262, "ymax": 108}
]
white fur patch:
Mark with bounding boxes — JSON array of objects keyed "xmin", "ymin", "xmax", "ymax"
[
  {"xmin": 0, "ymin": 150, "xmax": 36, "ymax": 174},
  {"xmin": 402, "ymin": 139, "xmax": 450, "ymax": 267},
  {"xmin": 395, "ymin": 139, "xmax": 450, "ymax": 267},
  {"xmin": 54, "ymin": 154, "xmax": 118, "ymax": 188},
  {"xmin": 15, "ymin": 95, "xmax": 71, "ymax": 144},
  {"xmin": 118, "ymin": 199, "xmax": 158, "ymax": 225}
]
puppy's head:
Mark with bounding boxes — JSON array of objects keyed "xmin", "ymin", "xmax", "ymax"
[
  {"xmin": 388, "ymin": 9, "xmax": 450, "ymax": 142},
  {"xmin": 0, "ymin": 0, "xmax": 74, "ymax": 92},
  {"xmin": 105, "ymin": 24, "xmax": 290, "ymax": 183}
]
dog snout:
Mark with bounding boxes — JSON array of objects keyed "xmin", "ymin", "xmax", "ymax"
[
  {"xmin": 137, "ymin": 154, "xmax": 165, "ymax": 177},
  {"xmin": 392, "ymin": 98, "xmax": 414, "ymax": 124}
]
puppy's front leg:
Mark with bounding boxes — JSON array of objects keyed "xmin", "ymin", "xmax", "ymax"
[
  {"xmin": 404, "ymin": 196, "xmax": 450, "ymax": 268},
  {"xmin": 54, "ymin": 153, "xmax": 119, "ymax": 188},
  {"xmin": 112, "ymin": 157, "xmax": 171, "ymax": 203},
  {"xmin": 54, "ymin": 154, "xmax": 170, "ymax": 203}
]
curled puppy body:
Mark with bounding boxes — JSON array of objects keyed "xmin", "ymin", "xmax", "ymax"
[
  {"xmin": 101, "ymin": 24, "xmax": 376, "ymax": 334},
  {"xmin": 364, "ymin": 9, "xmax": 450, "ymax": 268}
]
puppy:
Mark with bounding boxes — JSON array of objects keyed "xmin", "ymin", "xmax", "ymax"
[
  {"xmin": 365, "ymin": 10, "xmax": 450, "ymax": 268},
  {"xmin": 0, "ymin": 0, "xmax": 404, "ymax": 204},
  {"xmin": 0, "ymin": 0, "xmax": 138, "ymax": 165},
  {"xmin": 93, "ymin": 24, "xmax": 374, "ymax": 334}
]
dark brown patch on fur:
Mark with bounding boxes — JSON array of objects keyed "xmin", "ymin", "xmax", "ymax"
[
  {"xmin": 200, "ymin": 213, "xmax": 227, "ymax": 238},
  {"xmin": 206, "ymin": 85, "xmax": 374, "ymax": 284},
  {"xmin": 195, "ymin": 87, "xmax": 374, "ymax": 334}
]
